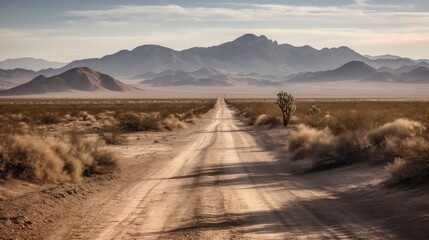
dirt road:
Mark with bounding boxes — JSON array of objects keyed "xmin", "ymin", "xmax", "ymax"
[{"xmin": 44, "ymin": 98, "xmax": 425, "ymax": 239}]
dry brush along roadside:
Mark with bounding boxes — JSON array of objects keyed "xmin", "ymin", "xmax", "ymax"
[{"xmin": 227, "ymin": 99, "xmax": 429, "ymax": 184}]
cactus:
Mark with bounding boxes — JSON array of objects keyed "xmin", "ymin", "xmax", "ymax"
[{"xmin": 275, "ymin": 91, "xmax": 296, "ymax": 126}]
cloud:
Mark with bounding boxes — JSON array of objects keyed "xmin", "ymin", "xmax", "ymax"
[
  {"xmin": 67, "ymin": 2, "xmax": 418, "ymax": 23},
  {"xmin": 65, "ymin": 4, "xmax": 367, "ymax": 23},
  {"xmin": 65, "ymin": 3, "xmax": 429, "ymax": 40},
  {"xmin": 2, "ymin": 2, "xmax": 429, "ymax": 61}
]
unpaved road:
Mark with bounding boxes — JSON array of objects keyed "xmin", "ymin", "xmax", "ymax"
[{"xmin": 44, "ymin": 98, "xmax": 425, "ymax": 239}]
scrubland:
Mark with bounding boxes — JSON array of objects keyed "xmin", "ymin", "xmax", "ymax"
[
  {"xmin": 0, "ymin": 99, "xmax": 215, "ymax": 183},
  {"xmin": 227, "ymin": 99, "xmax": 429, "ymax": 184}
]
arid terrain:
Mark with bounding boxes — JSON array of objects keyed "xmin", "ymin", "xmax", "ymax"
[
  {"xmin": 1, "ymin": 97, "xmax": 428, "ymax": 239},
  {"xmin": 2, "ymin": 0, "xmax": 429, "ymax": 239}
]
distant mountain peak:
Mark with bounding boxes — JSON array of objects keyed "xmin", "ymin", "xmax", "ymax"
[
  {"xmin": 340, "ymin": 60, "xmax": 373, "ymax": 69},
  {"xmin": 0, "ymin": 67, "xmax": 136, "ymax": 96},
  {"xmin": 132, "ymin": 44, "xmax": 174, "ymax": 52},
  {"xmin": 232, "ymin": 34, "xmax": 271, "ymax": 45},
  {"xmin": 0, "ymin": 57, "xmax": 66, "ymax": 71}
]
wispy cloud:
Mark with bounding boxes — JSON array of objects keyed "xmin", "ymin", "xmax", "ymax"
[
  {"xmin": 1, "ymin": 1, "xmax": 429, "ymax": 61},
  {"xmin": 68, "ymin": 2, "xmax": 419, "ymax": 23}
]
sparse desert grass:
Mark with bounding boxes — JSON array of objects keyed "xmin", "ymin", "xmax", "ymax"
[
  {"xmin": 0, "ymin": 127, "xmax": 121, "ymax": 183},
  {"xmin": 0, "ymin": 98, "xmax": 216, "ymax": 183},
  {"xmin": 227, "ymin": 99, "xmax": 429, "ymax": 182},
  {"xmin": 0, "ymin": 98, "xmax": 215, "ymax": 133}
]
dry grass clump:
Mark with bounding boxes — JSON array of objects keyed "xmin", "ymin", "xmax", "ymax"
[
  {"xmin": 380, "ymin": 118, "xmax": 429, "ymax": 183},
  {"xmin": 39, "ymin": 112, "xmax": 61, "ymax": 125},
  {"xmin": 288, "ymin": 117, "xmax": 429, "ymax": 182},
  {"xmin": 289, "ymin": 124, "xmax": 336, "ymax": 160},
  {"xmin": 0, "ymin": 128, "xmax": 122, "ymax": 183},
  {"xmin": 254, "ymin": 114, "xmax": 281, "ymax": 127},
  {"xmin": 367, "ymin": 119, "xmax": 422, "ymax": 147},
  {"xmin": 288, "ymin": 124, "xmax": 369, "ymax": 170},
  {"xmin": 100, "ymin": 124, "xmax": 126, "ymax": 145},
  {"xmin": 118, "ymin": 112, "xmax": 162, "ymax": 131},
  {"xmin": 163, "ymin": 114, "xmax": 188, "ymax": 130},
  {"xmin": 386, "ymin": 158, "xmax": 428, "ymax": 184}
]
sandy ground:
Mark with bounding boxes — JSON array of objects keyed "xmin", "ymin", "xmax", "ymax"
[{"xmin": 1, "ymin": 98, "xmax": 429, "ymax": 239}]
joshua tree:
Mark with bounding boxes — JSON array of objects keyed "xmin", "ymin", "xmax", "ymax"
[{"xmin": 275, "ymin": 91, "xmax": 296, "ymax": 126}]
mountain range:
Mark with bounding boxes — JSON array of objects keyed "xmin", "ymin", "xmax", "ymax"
[
  {"xmin": 0, "ymin": 57, "xmax": 66, "ymax": 71},
  {"xmin": 0, "ymin": 67, "xmax": 136, "ymax": 96},
  {"xmin": 0, "ymin": 34, "xmax": 428, "ymax": 92},
  {"xmin": 37, "ymin": 34, "xmax": 429, "ymax": 78},
  {"xmin": 287, "ymin": 61, "xmax": 429, "ymax": 83},
  {"xmin": 139, "ymin": 68, "xmax": 283, "ymax": 87}
]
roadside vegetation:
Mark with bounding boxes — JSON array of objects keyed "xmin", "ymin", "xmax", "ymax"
[
  {"xmin": 227, "ymin": 98, "xmax": 429, "ymax": 184},
  {"xmin": 0, "ymin": 99, "xmax": 216, "ymax": 183}
]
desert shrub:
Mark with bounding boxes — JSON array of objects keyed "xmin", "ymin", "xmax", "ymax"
[
  {"xmin": 386, "ymin": 157, "xmax": 428, "ymax": 184},
  {"xmin": 367, "ymin": 119, "xmax": 423, "ymax": 162},
  {"xmin": 40, "ymin": 112, "xmax": 61, "ymax": 125},
  {"xmin": 100, "ymin": 124, "xmax": 126, "ymax": 145},
  {"xmin": 367, "ymin": 119, "xmax": 422, "ymax": 146},
  {"xmin": 0, "ymin": 134, "xmax": 67, "ymax": 181},
  {"xmin": 381, "ymin": 118, "xmax": 429, "ymax": 183},
  {"xmin": 163, "ymin": 114, "xmax": 187, "ymax": 130},
  {"xmin": 175, "ymin": 110, "xmax": 197, "ymax": 124},
  {"xmin": 91, "ymin": 149, "xmax": 122, "ymax": 175},
  {"xmin": 254, "ymin": 114, "xmax": 281, "ymax": 126},
  {"xmin": 288, "ymin": 124, "xmax": 370, "ymax": 170},
  {"xmin": 0, "ymin": 131, "xmax": 122, "ymax": 183},
  {"xmin": 118, "ymin": 112, "xmax": 161, "ymax": 131},
  {"xmin": 288, "ymin": 124, "xmax": 336, "ymax": 161}
]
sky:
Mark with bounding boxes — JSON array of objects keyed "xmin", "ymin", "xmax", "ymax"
[{"xmin": 1, "ymin": 0, "xmax": 429, "ymax": 62}]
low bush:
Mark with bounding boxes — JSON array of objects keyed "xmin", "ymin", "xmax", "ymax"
[
  {"xmin": 289, "ymin": 118, "xmax": 428, "ymax": 180},
  {"xmin": 40, "ymin": 113, "xmax": 61, "ymax": 125},
  {"xmin": 163, "ymin": 114, "xmax": 188, "ymax": 130},
  {"xmin": 0, "ymin": 131, "xmax": 122, "ymax": 183},
  {"xmin": 380, "ymin": 118, "xmax": 429, "ymax": 183},
  {"xmin": 100, "ymin": 124, "xmax": 126, "ymax": 145},
  {"xmin": 254, "ymin": 114, "xmax": 281, "ymax": 127},
  {"xmin": 118, "ymin": 112, "xmax": 161, "ymax": 131},
  {"xmin": 288, "ymin": 124, "xmax": 369, "ymax": 170},
  {"xmin": 386, "ymin": 157, "xmax": 428, "ymax": 184}
]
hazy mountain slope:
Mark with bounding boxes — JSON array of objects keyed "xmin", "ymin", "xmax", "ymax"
[
  {"xmin": 0, "ymin": 58, "xmax": 66, "ymax": 71},
  {"xmin": 183, "ymin": 34, "xmax": 295, "ymax": 75},
  {"xmin": 365, "ymin": 54, "xmax": 403, "ymax": 60},
  {"xmin": 0, "ymin": 67, "xmax": 135, "ymax": 95},
  {"xmin": 378, "ymin": 65, "xmax": 426, "ymax": 74},
  {"xmin": 140, "ymin": 67, "xmax": 282, "ymax": 87},
  {"xmin": 0, "ymin": 68, "xmax": 37, "ymax": 89},
  {"xmin": 364, "ymin": 72, "xmax": 405, "ymax": 82},
  {"xmin": 288, "ymin": 61, "xmax": 378, "ymax": 82},
  {"xmin": 283, "ymin": 44, "xmax": 370, "ymax": 72},
  {"xmin": 401, "ymin": 66, "xmax": 429, "ymax": 83},
  {"xmin": 30, "ymin": 34, "xmax": 429, "ymax": 78},
  {"xmin": 290, "ymin": 61, "xmax": 429, "ymax": 83},
  {"xmin": 0, "ymin": 68, "xmax": 36, "ymax": 80},
  {"xmin": 370, "ymin": 58, "xmax": 418, "ymax": 69},
  {"xmin": 49, "ymin": 45, "xmax": 229, "ymax": 77}
]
